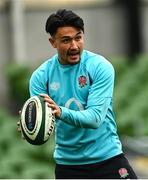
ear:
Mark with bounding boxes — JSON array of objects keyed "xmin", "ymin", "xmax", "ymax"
[{"xmin": 49, "ymin": 38, "xmax": 57, "ymax": 48}]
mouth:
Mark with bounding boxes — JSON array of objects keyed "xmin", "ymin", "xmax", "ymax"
[{"xmin": 67, "ymin": 51, "xmax": 80, "ymax": 60}]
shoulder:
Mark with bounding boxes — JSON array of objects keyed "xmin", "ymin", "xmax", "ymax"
[
  {"xmin": 33, "ymin": 54, "xmax": 57, "ymax": 74},
  {"xmin": 81, "ymin": 50, "xmax": 114, "ymax": 78},
  {"xmin": 30, "ymin": 54, "xmax": 58, "ymax": 82}
]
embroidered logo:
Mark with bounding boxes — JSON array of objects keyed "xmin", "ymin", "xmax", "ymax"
[
  {"xmin": 50, "ymin": 82, "xmax": 60, "ymax": 91},
  {"xmin": 118, "ymin": 168, "xmax": 129, "ymax": 178},
  {"xmin": 78, "ymin": 75, "xmax": 87, "ymax": 88}
]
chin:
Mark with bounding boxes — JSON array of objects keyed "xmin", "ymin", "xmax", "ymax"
[
  {"xmin": 69, "ymin": 59, "xmax": 80, "ymax": 65},
  {"xmin": 68, "ymin": 56, "xmax": 81, "ymax": 65}
]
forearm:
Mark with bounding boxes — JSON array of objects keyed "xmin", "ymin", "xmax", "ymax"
[{"xmin": 59, "ymin": 97, "xmax": 111, "ymax": 129}]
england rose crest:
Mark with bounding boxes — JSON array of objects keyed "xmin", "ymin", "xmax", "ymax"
[
  {"xmin": 78, "ymin": 75, "xmax": 87, "ymax": 88},
  {"xmin": 118, "ymin": 168, "xmax": 129, "ymax": 178}
]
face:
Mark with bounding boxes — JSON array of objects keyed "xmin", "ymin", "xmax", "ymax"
[{"xmin": 49, "ymin": 26, "xmax": 84, "ymax": 65}]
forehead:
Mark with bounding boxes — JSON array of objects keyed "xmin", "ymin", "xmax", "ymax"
[{"xmin": 55, "ymin": 26, "xmax": 82, "ymax": 38}]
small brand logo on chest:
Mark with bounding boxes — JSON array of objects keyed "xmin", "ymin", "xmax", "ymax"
[{"xmin": 50, "ymin": 82, "xmax": 60, "ymax": 91}]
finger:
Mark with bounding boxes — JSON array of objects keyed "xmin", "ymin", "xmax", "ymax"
[
  {"xmin": 40, "ymin": 94, "xmax": 55, "ymax": 105},
  {"xmin": 17, "ymin": 127, "xmax": 22, "ymax": 132},
  {"xmin": 52, "ymin": 108, "xmax": 60, "ymax": 115},
  {"xmin": 18, "ymin": 110, "xmax": 21, "ymax": 115},
  {"xmin": 17, "ymin": 121, "xmax": 20, "ymax": 126},
  {"xmin": 44, "ymin": 98, "xmax": 54, "ymax": 104},
  {"xmin": 47, "ymin": 103, "xmax": 56, "ymax": 109},
  {"xmin": 21, "ymin": 133, "xmax": 25, "ymax": 140},
  {"xmin": 52, "ymin": 109, "xmax": 57, "ymax": 114},
  {"xmin": 40, "ymin": 93, "xmax": 49, "ymax": 98}
]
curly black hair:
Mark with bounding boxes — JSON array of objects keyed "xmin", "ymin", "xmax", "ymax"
[{"xmin": 45, "ymin": 9, "xmax": 84, "ymax": 36}]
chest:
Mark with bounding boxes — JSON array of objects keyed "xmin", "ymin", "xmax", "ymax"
[{"xmin": 47, "ymin": 65, "xmax": 92, "ymax": 108}]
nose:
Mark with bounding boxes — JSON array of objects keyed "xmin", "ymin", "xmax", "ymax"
[{"xmin": 70, "ymin": 39, "xmax": 78, "ymax": 49}]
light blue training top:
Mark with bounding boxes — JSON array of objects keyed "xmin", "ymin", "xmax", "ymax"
[{"xmin": 29, "ymin": 50, "xmax": 123, "ymax": 165}]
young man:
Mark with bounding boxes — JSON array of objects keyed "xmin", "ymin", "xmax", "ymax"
[{"xmin": 29, "ymin": 9, "xmax": 137, "ymax": 179}]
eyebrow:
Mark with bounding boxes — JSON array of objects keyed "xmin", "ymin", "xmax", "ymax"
[{"xmin": 61, "ymin": 31, "xmax": 82, "ymax": 39}]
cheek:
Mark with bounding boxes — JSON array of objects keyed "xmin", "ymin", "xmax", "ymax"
[
  {"xmin": 57, "ymin": 46, "xmax": 69, "ymax": 55},
  {"xmin": 79, "ymin": 40, "xmax": 84, "ymax": 48},
  {"xmin": 80, "ymin": 44, "xmax": 84, "ymax": 50}
]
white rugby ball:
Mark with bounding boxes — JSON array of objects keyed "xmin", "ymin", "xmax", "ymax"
[{"xmin": 20, "ymin": 96, "xmax": 55, "ymax": 145}]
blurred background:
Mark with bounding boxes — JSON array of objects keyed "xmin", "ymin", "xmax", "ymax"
[{"xmin": 0, "ymin": 0, "xmax": 148, "ymax": 178}]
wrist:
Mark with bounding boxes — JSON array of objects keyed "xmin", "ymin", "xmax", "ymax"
[{"xmin": 56, "ymin": 107, "xmax": 62, "ymax": 119}]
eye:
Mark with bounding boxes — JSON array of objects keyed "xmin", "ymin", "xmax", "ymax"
[
  {"xmin": 61, "ymin": 38, "xmax": 71, "ymax": 44},
  {"xmin": 75, "ymin": 35, "xmax": 82, "ymax": 41}
]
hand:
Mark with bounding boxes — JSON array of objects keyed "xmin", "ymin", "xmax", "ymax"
[
  {"xmin": 17, "ymin": 110, "xmax": 25, "ymax": 139},
  {"xmin": 40, "ymin": 94, "xmax": 61, "ymax": 119}
]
